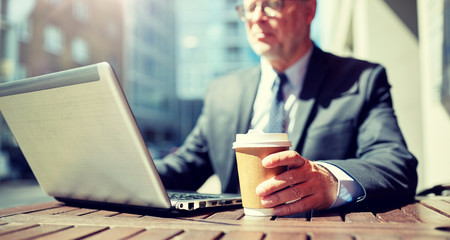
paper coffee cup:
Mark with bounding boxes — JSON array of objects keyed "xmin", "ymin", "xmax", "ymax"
[{"xmin": 233, "ymin": 130, "xmax": 291, "ymax": 216}]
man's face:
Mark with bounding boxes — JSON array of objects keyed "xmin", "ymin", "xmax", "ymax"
[{"xmin": 243, "ymin": 0, "xmax": 316, "ymax": 63}]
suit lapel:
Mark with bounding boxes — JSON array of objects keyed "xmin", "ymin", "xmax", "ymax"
[
  {"xmin": 223, "ymin": 67, "xmax": 260, "ymax": 193},
  {"xmin": 237, "ymin": 67, "xmax": 261, "ymax": 134},
  {"xmin": 290, "ymin": 46, "xmax": 329, "ymax": 152},
  {"xmin": 231, "ymin": 48, "xmax": 330, "ymax": 151}
]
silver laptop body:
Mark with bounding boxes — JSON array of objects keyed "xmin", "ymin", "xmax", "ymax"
[{"xmin": 0, "ymin": 62, "xmax": 241, "ymax": 211}]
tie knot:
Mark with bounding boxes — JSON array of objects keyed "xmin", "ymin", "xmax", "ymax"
[
  {"xmin": 275, "ymin": 73, "xmax": 288, "ymax": 101},
  {"xmin": 278, "ymin": 73, "xmax": 288, "ymax": 85}
]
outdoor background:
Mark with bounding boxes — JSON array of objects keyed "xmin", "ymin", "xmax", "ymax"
[{"xmin": 0, "ymin": 0, "xmax": 449, "ymax": 208}]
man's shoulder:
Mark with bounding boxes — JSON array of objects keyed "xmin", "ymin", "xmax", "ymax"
[
  {"xmin": 316, "ymin": 47, "xmax": 382, "ymax": 71},
  {"xmin": 203, "ymin": 66, "xmax": 260, "ymax": 104},
  {"xmin": 208, "ymin": 66, "xmax": 260, "ymax": 89},
  {"xmin": 214, "ymin": 66, "xmax": 260, "ymax": 82},
  {"xmin": 311, "ymin": 47, "xmax": 388, "ymax": 96}
]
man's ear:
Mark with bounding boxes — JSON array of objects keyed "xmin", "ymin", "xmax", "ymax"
[{"xmin": 305, "ymin": 0, "xmax": 317, "ymax": 25}]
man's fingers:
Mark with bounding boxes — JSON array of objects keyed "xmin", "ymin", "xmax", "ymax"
[
  {"xmin": 272, "ymin": 194, "xmax": 322, "ymax": 216},
  {"xmin": 257, "ymin": 161, "xmax": 339, "ymax": 216},
  {"xmin": 261, "ymin": 150, "xmax": 306, "ymax": 168},
  {"xmin": 260, "ymin": 181, "xmax": 314, "ymax": 207},
  {"xmin": 256, "ymin": 167, "xmax": 306, "ymax": 197}
]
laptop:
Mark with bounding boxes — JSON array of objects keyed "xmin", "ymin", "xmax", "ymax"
[{"xmin": 0, "ymin": 62, "xmax": 241, "ymax": 212}]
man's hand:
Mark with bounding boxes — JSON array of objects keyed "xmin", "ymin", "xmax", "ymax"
[{"xmin": 256, "ymin": 150, "xmax": 338, "ymax": 216}]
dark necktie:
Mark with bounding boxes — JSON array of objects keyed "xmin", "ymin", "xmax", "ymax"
[{"xmin": 265, "ymin": 73, "xmax": 288, "ymax": 133}]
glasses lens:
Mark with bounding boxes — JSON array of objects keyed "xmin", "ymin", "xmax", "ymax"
[
  {"xmin": 264, "ymin": 0, "xmax": 283, "ymax": 17},
  {"xmin": 247, "ymin": 2, "xmax": 258, "ymax": 12},
  {"xmin": 237, "ymin": 0, "xmax": 284, "ymax": 21}
]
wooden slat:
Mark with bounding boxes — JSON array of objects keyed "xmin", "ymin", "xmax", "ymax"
[
  {"xmin": 0, "ymin": 202, "xmax": 63, "ymax": 217},
  {"xmin": 138, "ymin": 215, "xmax": 176, "ymax": 224},
  {"xmin": 420, "ymin": 199, "xmax": 450, "ymax": 218},
  {"xmin": 207, "ymin": 208, "xmax": 244, "ymax": 220},
  {"xmin": 126, "ymin": 228, "xmax": 183, "ymax": 240},
  {"xmin": 274, "ymin": 216, "xmax": 307, "ymax": 222},
  {"xmin": 110, "ymin": 213, "xmax": 143, "ymax": 218},
  {"xmin": 35, "ymin": 226, "xmax": 108, "ymax": 240},
  {"xmin": 274, "ymin": 211, "xmax": 309, "ymax": 222},
  {"xmin": 82, "ymin": 226, "xmax": 145, "ymax": 240},
  {"xmin": 221, "ymin": 230, "xmax": 264, "ymax": 240},
  {"xmin": 310, "ymin": 211, "xmax": 343, "ymax": 222},
  {"xmin": 265, "ymin": 231, "xmax": 308, "ymax": 240},
  {"xmin": 401, "ymin": 236, "xmax": 448, "ymax": 240},
  {"xmin": 376, "ymin": 209, "xmax": 419, "ymax": 223},
  {"xmin": 0, "ymin": 223, "xmax": 39, "ymax": 236},
  {"xmin": 166, "ymin": 229, "xmax": 223, "ymax": 240},
  {"xmin": 309, "ymin": 232, "xmax": 353, "ymax": 240},
  {"xmin": 402, "ymin": 203, "xmax": 450, "ymax": 223},
  {"xmin": 0, "ymin": 224, "xmax": 71, "ymax": 240},
  {"xmin": 352, "ymin": 233, "xmax": 402, "ymax": 240},
  {"xmin": 178, "ymin": 211, "xmax": 215, "ymax": 220},
  {"xmin": 82, "ymin": 210, "xmax": 119, "ymax": 217},
  {"xmin": 59, "ymin": 208, "xmax": 99, "ymax": 216},
  {"xmin": 29, "ymin": 206, "xmax": 80, "ymax": 215},
  {"xmin": 344, "ymin": 212, "xmax": 380, "ymax": 223}
]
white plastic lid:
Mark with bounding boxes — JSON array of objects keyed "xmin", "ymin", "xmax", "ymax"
[{"xmin": 232, "ymin": 129, "xmax": 292, "ymax": 148}]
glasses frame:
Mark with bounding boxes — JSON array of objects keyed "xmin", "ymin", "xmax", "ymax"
[{"xmin": 236, "ymin": 0, "xmax": 286, "ymax": 22}]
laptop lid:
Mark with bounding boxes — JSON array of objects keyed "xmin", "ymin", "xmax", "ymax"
[{"xmin": 0, "ymin": 63, "xmax": 175, "ymax": 210}]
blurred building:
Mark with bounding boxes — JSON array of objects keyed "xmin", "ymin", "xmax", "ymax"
[
  {"xmin": 121, "ymin": 0, "xmax": 177, "ymax": 158},
  {"xmin": 0, "ymin": 0, "xmax": 256, "ymax": 179},
  {"xmin": 0, "ymin": 0, "xmax": 124, "ymax": 83},
  {"xmin": 0, "ymin": 0, "xmax": 125, "ymax": 179},
  {"xmin": 176, "ymin": 0, "xmax": 259, "ymax": 139},
  {"xmin": 0, "ymin": 0, "xmax": 179, "ymax": 178}
]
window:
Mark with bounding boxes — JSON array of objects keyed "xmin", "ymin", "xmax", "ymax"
[
  {"xmin": 226, "ymin": 21, "xmax": 239, "ymax": 34},
  {"xmin": 226, "ymin": 0, "xmax": 238, "ymax": 6},
  {"xmin": 44, "ymin": 25, "xmax": 64, "ymax": 55},
  {"xmin": 226, "ymin": 46, "xmax": 240, "ymax": 61},
  {"xmin": 73, "ymin": 0, "xmax": 89, "ymax": 21},
  {"xmin": 71, "ymin": 37, "xmax": 90, "ymax": 64},
  {"xmin": 106, "ymin": 22, "xmax": 119, "ymax": 38},
  {"xmin": 18, "ymin": 20, "xmax": 32, "ymax": 43},
  {"xmin": 47, "ymin": 0, "xmax": 63, "ymax": 6},
  {"xmin": 443, "ymin": 0, "xmax": 450, "ymax": 113}
]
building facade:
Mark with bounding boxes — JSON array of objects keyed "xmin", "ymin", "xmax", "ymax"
[
  {"xmin": 1, "ymin": 0, "xmax": 124, "ymax": 82},
  {"xmin": 121, "ymin": 0, "xmax": 177, "ymax": 158},
  {"xmin": 175, "ymin": 0, "xmax": 259, "ymax": 139}
]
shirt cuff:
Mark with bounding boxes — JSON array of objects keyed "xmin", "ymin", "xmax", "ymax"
[{"xmin": 315, "ymin": 162, "xmax": 365, "ymax": 209}]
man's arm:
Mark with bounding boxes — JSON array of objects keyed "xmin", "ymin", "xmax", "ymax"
[
  {"xmin": 155, "ymin": 113, "xmax": 214, "ymax": 191},
  {"xmin": 256, "ymin": 65, "xmax": 418, "ymax": 215},
  {"xmin": 322, "ymin": 65, "xmax": 418, "ymax": 208}
]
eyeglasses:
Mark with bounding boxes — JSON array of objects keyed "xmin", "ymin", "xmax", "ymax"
[{"xmin": 236, "ymin": 0, "xmax": 299, "ymax": 22}]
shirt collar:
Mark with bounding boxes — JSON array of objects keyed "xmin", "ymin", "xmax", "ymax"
[{"xmin": 260, "ymin": 46, "xmax": 314, "ymax": 95}]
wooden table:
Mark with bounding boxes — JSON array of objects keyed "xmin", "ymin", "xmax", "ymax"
[{"xmin": 1, "ymin": 197, "xmax": 449, "ymax": 240}]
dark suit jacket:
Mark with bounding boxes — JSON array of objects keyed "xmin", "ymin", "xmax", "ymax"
[{"xmin": 156, "ymin": 46, "xmax": 418, "ymax": 210}]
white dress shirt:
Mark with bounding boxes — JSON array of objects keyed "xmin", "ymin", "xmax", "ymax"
[{"xmin": 250, "ymin": 48, "xmax": 364, "ymax": 209}]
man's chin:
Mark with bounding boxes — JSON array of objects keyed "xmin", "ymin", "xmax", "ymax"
[{"xmin": 251, "ymin": 43, "xmax": 275, "ymax": 57}]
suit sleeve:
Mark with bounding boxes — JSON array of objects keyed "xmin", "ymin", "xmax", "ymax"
[
  {"xmin": 322, "ymin": 66, "xmax": 418, "ymax": 210},
  {"xmin": 154, "ymin": 106, "xmax": 214, "ymax": 191}
]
